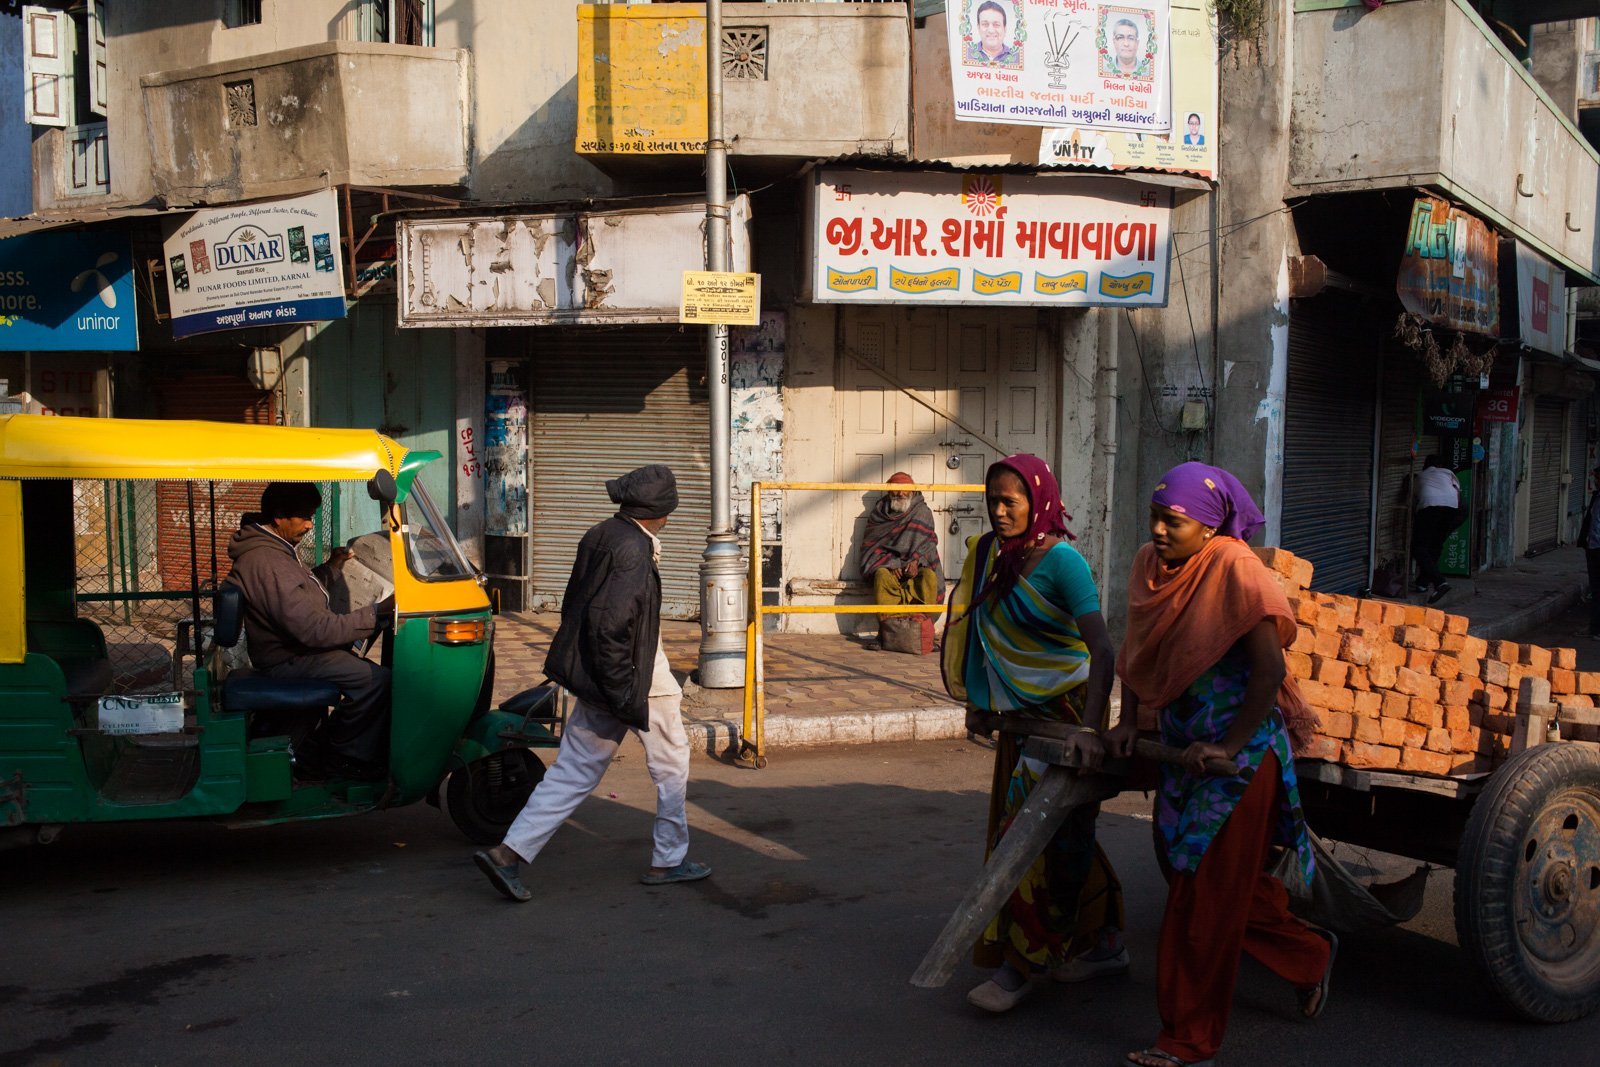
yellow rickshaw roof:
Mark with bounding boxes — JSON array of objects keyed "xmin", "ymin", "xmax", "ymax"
[{"xmin": 0, "ymin": 414, "xmax": 407, "ymax": 481}]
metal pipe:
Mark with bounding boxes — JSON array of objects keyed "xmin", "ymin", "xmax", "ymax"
[
  {"xmin": 706, "ymin": 0, "xmax": 730, "ymax": 534},
  {"xmin": 753, "ymin": 480, "xmax": 985, "ymax": 493},
  {"xmin": 697, "ymin": 0, "xmax": 749, "ymax": 689},
  {"xmin": 185, "ymin": 481, "xmax": 202, "ymax": 678},
  {"xmin": 738, "ymin": 479, "xmax": 762, "ymax": 767}
]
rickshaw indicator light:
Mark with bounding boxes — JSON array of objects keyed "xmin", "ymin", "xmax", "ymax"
[{"xmin": 430, "ymin": 617, "xmax": 490, "ymax": 646}]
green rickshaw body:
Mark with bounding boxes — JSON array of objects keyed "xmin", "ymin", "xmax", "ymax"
[{"xmin": 0, "ymin": 414, "xmax": 554, "ymax": 840}]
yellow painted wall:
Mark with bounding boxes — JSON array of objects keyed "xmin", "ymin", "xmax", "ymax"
[{"xmin": 577, "ymin": 5, "xmax": 708, "ymax": 155}]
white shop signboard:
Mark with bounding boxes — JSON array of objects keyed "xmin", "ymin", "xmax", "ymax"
[
  {"xmin": 809, "ymin": 169, "xmax": 1172, "ymax": 307},
  {"xmin": 397, "ymin": 197, "xmax": 752, "ymax": 327},
  {"xmin": 162, "ymin": 189, "xmax": 347, "ymax": 339}
]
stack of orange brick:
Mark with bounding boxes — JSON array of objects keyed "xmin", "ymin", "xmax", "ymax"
[{"xmin": 1246, "ymin": 546, "xmax": 1591, "ymax": 778}]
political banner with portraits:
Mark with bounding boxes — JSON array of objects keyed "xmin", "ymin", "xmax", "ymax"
[{"xmin": 946, "ymin": 0, "xmax": 1171, "ymax": 135}]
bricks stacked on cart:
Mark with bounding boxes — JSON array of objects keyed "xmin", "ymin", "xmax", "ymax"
[{"xmin": 1242, "ymin": 548, "xmax": 1587, "ymax": 778}]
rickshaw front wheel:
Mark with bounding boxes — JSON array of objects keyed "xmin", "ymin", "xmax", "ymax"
[{"xmin": 446, "ymin": 748, "xmax": 545, "ymax": 845}]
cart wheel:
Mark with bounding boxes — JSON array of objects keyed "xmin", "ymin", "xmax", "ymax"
[
  {"xmin": 446, "ymin": 748, "xmax": 545, "ymax": 845},
  {"xmin": 1455, "ymin": 742, "xmax": 1600, "ymax": 1022}
]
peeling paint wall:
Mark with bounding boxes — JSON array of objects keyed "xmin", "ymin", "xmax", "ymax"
[
  {"xmin": 731, "ymin": 311, "xmax": 786, "ymax": 542},
  {"xmin": 399, "ymin": 199, "xmax": 753, "ymax": 326}
]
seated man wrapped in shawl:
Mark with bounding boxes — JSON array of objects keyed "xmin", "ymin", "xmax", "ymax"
[
  {"xmin": 859, "ymin": 472, "xmax": 942, "ymax": 646},
  {"xmin": 943, "ymin": 454, "xmax": 1127, "ymax": 1014},
  {"xmin": 1104, "ymin": 462, "xmax": 1334, "ymax": 1067}
]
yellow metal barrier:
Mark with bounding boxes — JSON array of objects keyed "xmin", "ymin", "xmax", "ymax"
[{"xmin": 737, "ymin": 480, "xmax": 985, "ymax": 768}]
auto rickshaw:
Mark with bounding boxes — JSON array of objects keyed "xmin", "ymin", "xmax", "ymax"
[{"xmin": 0, "ymin": 413, "xmax": 557, "ymax": 845}]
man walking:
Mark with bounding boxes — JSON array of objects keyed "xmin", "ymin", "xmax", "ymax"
[
  {"xmin": 473, "ymin": 465, "xmax": 711, "ymax": 901},
  {"xmin": 1581, "ymin": 464, "xmax": 1600, "ymax": 639}
]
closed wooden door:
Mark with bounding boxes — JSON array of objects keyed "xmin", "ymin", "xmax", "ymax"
[{"xmin": 835, "ymin": 307, "xmax": 1053, "ymax": 584}]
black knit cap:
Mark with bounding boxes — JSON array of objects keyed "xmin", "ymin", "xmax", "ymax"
[{"xmin": 607, "ymin": 465, "xmax": 678, "ymax": 519}]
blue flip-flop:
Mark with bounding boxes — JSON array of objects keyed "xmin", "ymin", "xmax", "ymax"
[
  {"xmin": 640, "ymin": 859, "xmax": 712, "ymax": 885},
  {"xmin": 474, "ymin": 850, "xmax": 532, "ymax": 902}
]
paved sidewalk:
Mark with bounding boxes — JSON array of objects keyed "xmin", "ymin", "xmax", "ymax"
[
  {"xmin": 489, "ymin": 546, "xmax": 1590, "ymax": 754},
  {"xmin": 491, "ymin": 613, "xmax": 962, "ymax": 755}
]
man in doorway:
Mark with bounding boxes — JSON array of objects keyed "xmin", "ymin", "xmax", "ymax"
[
  {"xmin": 1411, "ymin": 455, "xmax": 1462, "ymax": 605},
  {"xmin": 473, "ymin": 465, "xmax": 711, "ymax": 901},
  {"xmin": 859, "ymin": 472, "xmax": 942, "ymax": 650},
  {"xmin": 226, "ymin": 482, "xmax": 393, "ymax": 780}
]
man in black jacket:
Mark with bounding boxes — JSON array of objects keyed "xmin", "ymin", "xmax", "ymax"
[{"xmin": 474, "ymin": 465, "xmax": 711, "ymax": 900}]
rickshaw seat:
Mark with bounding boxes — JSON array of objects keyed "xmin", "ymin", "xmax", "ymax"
[
  {"xmin": 222, "ymin": 674, "xmax": 342, "ymax": 715},
  {"xmin": 61, "ymin": 658, "xmax": 114, "ymax": 699},
  {"xmin": 212, "ymin": 583, "xmax": 339, "ymax": 718}
]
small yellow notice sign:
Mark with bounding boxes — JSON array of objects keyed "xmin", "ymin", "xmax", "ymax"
[{"xmin": 680, "ymin": 271, "xmax": 761, "ymax": 326}]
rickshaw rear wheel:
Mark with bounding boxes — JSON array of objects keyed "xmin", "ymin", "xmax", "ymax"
[
  {"xmin": 1455, "ymin": 742, "xmax": 1600, "ymax": 1022},
  {"xmin": 447, "ymin": 748, "xmax": 545, "ymax": 845}
]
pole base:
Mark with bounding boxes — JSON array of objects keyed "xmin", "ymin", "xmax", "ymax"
[{"xmin": 697, "ymin": 648, "xmax": 745, "ymax": 689}]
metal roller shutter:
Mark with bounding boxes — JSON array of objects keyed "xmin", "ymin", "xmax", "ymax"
[
  {"xmin": 1281, "ymin": 300, "xmax": 1379, "ymax": 595},
  {"xmin": 1528, "ymin": 396, "xmax": 1565, "ymax": 553},
  {"xmin": 529, "ymin": 326, "xmax": 711, "ymax": 617},
  {"xmin": 1374, "ymin": 353, "xmax": 1423, "ymax": 576},
  {"xmin": 1568, "ymin": 398, "xmax": 1589, "ymax": 541}
]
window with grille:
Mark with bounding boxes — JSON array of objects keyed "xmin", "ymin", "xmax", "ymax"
[{"xmin": 226, "ymin": 0, "xmax": 263, "ymax": 27}]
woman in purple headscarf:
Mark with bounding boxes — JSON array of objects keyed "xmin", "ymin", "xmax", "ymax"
[{"xmin": 1105, "ymin": 462, "xmax": 1332, "ymax": 1067}]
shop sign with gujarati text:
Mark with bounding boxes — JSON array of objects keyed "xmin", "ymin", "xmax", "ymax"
[{"xmin": 811, "ymin": 169, "xmax": 1171, "ymax": 307}]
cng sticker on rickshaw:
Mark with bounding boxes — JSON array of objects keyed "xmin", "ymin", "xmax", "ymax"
[
  {"xmin": 0, "ymin": 413, "xmax": 561, "ymax": 849},
  {"xmin": 97, "ymin": 693, "xmax": 183, "ymax": 735}
]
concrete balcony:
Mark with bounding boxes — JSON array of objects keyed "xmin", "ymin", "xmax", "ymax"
[
  {"xmin": 141, "ymin": 42, "xmax": 471, "ymax": 206},
  {"xmin": 1293, "ymin": 0, "xmax": 1600, "ymax": 280},
  {"xmin": 575, "ymin": 3, "xmax": 909, "ymax": 173}
]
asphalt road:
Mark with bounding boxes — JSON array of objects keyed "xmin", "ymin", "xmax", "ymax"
[{"xmin": 6, "ymin": 738, "xmax": 1598, "ymax": 1066}]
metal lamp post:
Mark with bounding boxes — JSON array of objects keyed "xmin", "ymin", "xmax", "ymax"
[{"xmin": 697, "ymin": 0, "xmax": 749, "ymax": 688}]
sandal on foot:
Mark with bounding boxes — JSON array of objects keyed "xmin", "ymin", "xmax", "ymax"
[
  {"xmin": 1124, "ymin": 1048, "xmax": 1211, "ymax": 1067},
  {"xmin": 640, "ymin": 859, "xmax": 712, "ymax": 885},
  {"xmin": 966, "ymin": 977, "xmax": 1032, "ymax": 1013},
  {"xmin": 474, "ymin": 850, "xmax": 532, "ymax": 903},
  {"xmin": 1298, "ymin": 928, "xmax": 1339, "ymax": 1019}
]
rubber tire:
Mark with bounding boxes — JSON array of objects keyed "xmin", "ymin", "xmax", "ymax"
[
  {"xmin": 445, "ymin": 748, "xmax": 545, "ymax": 845},
  {"xmin": 1455, "ymin": 742, "xmax": 1600, "ymax": 1022}
]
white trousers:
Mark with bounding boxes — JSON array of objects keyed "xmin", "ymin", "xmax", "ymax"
[{"xmin": 500, "ymin": 691, "xmax": 691, "ymax": 869}]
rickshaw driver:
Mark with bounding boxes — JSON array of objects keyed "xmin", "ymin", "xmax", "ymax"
[{"xmin": 227, "ymin": 482, "xmax": 395, "ymax": 781}]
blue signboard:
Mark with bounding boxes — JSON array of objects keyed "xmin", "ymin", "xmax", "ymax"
[{"xmin": 0, "ymin": 230, "xmax": 139, "ymax": 351}]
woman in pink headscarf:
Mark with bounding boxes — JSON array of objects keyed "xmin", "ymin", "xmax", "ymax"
[{"xmin": 943, "ymin": 453, "xmax": 1126, "ymax": 1013}]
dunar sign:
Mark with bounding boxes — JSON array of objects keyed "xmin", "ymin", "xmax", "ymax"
[
  {"xmin": 0, "ymin": 230, "xmax": 138, "ymax": 351},
  {"xmin": 163, "ymin": 189, "xmax": 346, "ymax": 339},
  {"xmin": 948, "ymin": 0, "xmax": 1172, "ymax": 134},
  {"xmin": 810, "ymin": 169, "xmax": 1171, "ymax": 307}
]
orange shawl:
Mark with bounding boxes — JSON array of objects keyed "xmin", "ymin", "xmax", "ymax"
[{"xmin": 1116, "ymin": 537, "xmax": 1319, "ymax": 753}]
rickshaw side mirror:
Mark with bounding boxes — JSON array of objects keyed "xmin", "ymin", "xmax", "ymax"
[{"xmin": 367, "ymin": 469, "xmax": 397, "ymax": 505}]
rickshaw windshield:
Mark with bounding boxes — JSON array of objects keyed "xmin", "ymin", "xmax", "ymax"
[{"xmin": 401, "ymin": 481, "xmax": 474, "ymax": 581}]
